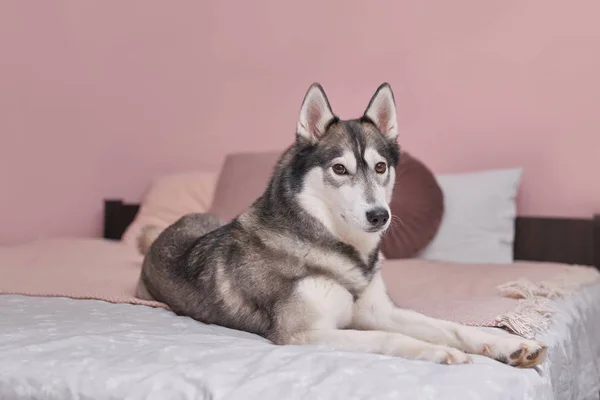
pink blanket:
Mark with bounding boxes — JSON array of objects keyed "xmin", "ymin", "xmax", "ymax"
[
  {"xmin": 0, "ymin": 238, "xmax": 166, "ymax": 309},
  {"xmin": 382, "ymin": 258, "xmax": 599, "ymax": 337},
  {"xmin": 1, "ymin": 238, "xmax": 598, "ymax": 339}
]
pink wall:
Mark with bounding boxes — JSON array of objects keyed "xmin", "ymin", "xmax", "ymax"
[{"xmin": 1, "ymin": 0, "xmax": 599, "ymax": 244}]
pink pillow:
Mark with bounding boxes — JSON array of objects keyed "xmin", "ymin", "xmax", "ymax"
[
  {"xmin": 121, "ymin": 171, "xmax": 218, "ymax": 247},
  {"xmin": 208, "ymin": 150, "xmax": 443, "ymax": 258},
  {"xmin": 208, "ymin": 151, "xmax": 280, "ymax": 220},
  {"xmin": 380, "ymin": 151, "xmax": 444, "ymax": 259}
]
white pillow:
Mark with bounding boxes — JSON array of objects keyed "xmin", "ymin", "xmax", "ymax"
[{"xmin": 417, "ymin": 168, "xmax": 522, "ymax": 264}]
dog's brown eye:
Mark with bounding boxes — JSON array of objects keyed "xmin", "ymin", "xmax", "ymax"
[
  {"xmin": 375, "ymin": 162, "xmax": 387, "ymax": 174},
  {"xmin": 332, "ymin": 164, "xmax": 347, "ymax": 175}
]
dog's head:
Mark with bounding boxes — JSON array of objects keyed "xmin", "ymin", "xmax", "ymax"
[{"xmin": 292, "ymin": 83, "xmax": 400, "ymax": 248}]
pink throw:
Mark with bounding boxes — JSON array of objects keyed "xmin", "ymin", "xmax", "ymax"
[{"xmin": 1, "ymin": 238, "xmax": 598, "ymax": 339}]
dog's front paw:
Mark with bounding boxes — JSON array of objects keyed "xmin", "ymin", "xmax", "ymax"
[
  {"xmin": 421, "ymin": 346, "xmax": 472, "ymax": 365},
  {"xmin": 483, "ymin": 338, "xmax": 548, "ymax": 368}
]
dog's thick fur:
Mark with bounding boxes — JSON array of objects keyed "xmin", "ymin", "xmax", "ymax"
[{"xmin": 137, "ymin": 83, "xmax": 547, "ymax": 367}]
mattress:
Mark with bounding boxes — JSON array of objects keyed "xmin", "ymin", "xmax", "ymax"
[{"xmin": 1, "ymin": 282, "xmax": 599, "ymax": 400}]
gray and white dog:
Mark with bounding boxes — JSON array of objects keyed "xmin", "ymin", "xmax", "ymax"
[{"xmin": 136, "ymin": 83, "xmax": 547, "ymax": 367}]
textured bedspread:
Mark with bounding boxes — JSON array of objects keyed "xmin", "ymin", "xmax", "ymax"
[{"xmin": 1, "ymin": 283, "xmax": 599, "ymax": 400}]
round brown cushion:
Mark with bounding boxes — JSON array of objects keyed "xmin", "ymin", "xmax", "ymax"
[{"xmin": 381, "ymin": 151, "xmax": 444, "ymax": 259}]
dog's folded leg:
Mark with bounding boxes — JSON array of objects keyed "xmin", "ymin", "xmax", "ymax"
[
  {"xmin": 353, "ymin": 272, "xmax": 548, "ymax": 368},
  {"xmin": 286, "ymin": 329, "xmax": 472, "ymax": 365}
]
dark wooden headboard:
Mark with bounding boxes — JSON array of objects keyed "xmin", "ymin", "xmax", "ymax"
[{"xmin": 103, "ymin": 199, "xmax": 600, "ymax": 269}]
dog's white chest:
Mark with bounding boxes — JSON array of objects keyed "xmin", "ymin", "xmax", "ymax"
[{"xmin": 295, "ymin": 276, "xmax": 355, "ymax": 329}]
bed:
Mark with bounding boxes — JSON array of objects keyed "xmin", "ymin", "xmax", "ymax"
[{"xmin": 0, "ymin": 198, "xmax": 598, "ymax": 400}]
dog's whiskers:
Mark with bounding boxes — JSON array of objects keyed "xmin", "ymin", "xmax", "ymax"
[
  {"xmin": 391, "ymin": 214, "xmax": 405, "ymax": 226},
  {"xmin": 382, "ymin": 214, "xmax": 404, "ymax": 233}
]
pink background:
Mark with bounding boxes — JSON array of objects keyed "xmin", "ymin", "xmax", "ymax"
[{"xmin": 1, "ymin": 1, "xmax": 599, "ymax": 244}]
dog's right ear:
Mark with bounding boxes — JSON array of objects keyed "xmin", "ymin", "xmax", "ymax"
[
  {"xmin": 296, "ymin": 83, "xmax": 336, "ymax": 143},
  {"xmin": 363, "ymin": 83, "xmax": 398, "ymax": 141}
]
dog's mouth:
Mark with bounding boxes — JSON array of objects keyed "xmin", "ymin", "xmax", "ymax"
[{"xmin": 364, "ymin": 226, "xmax": 386, "ymax": 234}]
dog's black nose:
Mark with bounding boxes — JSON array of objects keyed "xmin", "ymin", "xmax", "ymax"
[{"xmin": 366, "ymin": 208, "xmax": 389, "ymax": 228}]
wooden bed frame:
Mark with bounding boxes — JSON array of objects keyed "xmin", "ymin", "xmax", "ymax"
[{"xmin": 103, "ymin": 199, "xmax": 600, "ymax": 270}]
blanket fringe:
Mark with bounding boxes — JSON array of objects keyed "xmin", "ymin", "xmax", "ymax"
[{"xmin": 495, "ymin": 265, "xmax": 600, "ymax": 339}]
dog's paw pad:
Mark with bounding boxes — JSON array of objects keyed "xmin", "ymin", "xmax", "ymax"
[
  {"xmin": 491, "ymin": 340, "xmax": 548, "ymax": 368},
  {"xmin": 509, "ymin": 348, "xmax": 524, "ymax": 360}
]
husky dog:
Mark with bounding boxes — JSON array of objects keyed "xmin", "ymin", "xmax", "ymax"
[{"xmin": 137, "ymin": 83, "xmax": 547, "ymax": 367}]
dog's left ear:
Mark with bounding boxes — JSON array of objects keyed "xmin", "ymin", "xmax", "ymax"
[
  {"xmin": 363, "ymin": 83, "xmax": 398, "ymax": 140},
  {"xmin": 297, "ymin": 83, "xmax": 336, "ymax": 143}
]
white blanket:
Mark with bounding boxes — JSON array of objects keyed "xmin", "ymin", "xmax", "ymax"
[{"xmin": 1, "ymin": 283, "xmax": 599, "ymax": 400}]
